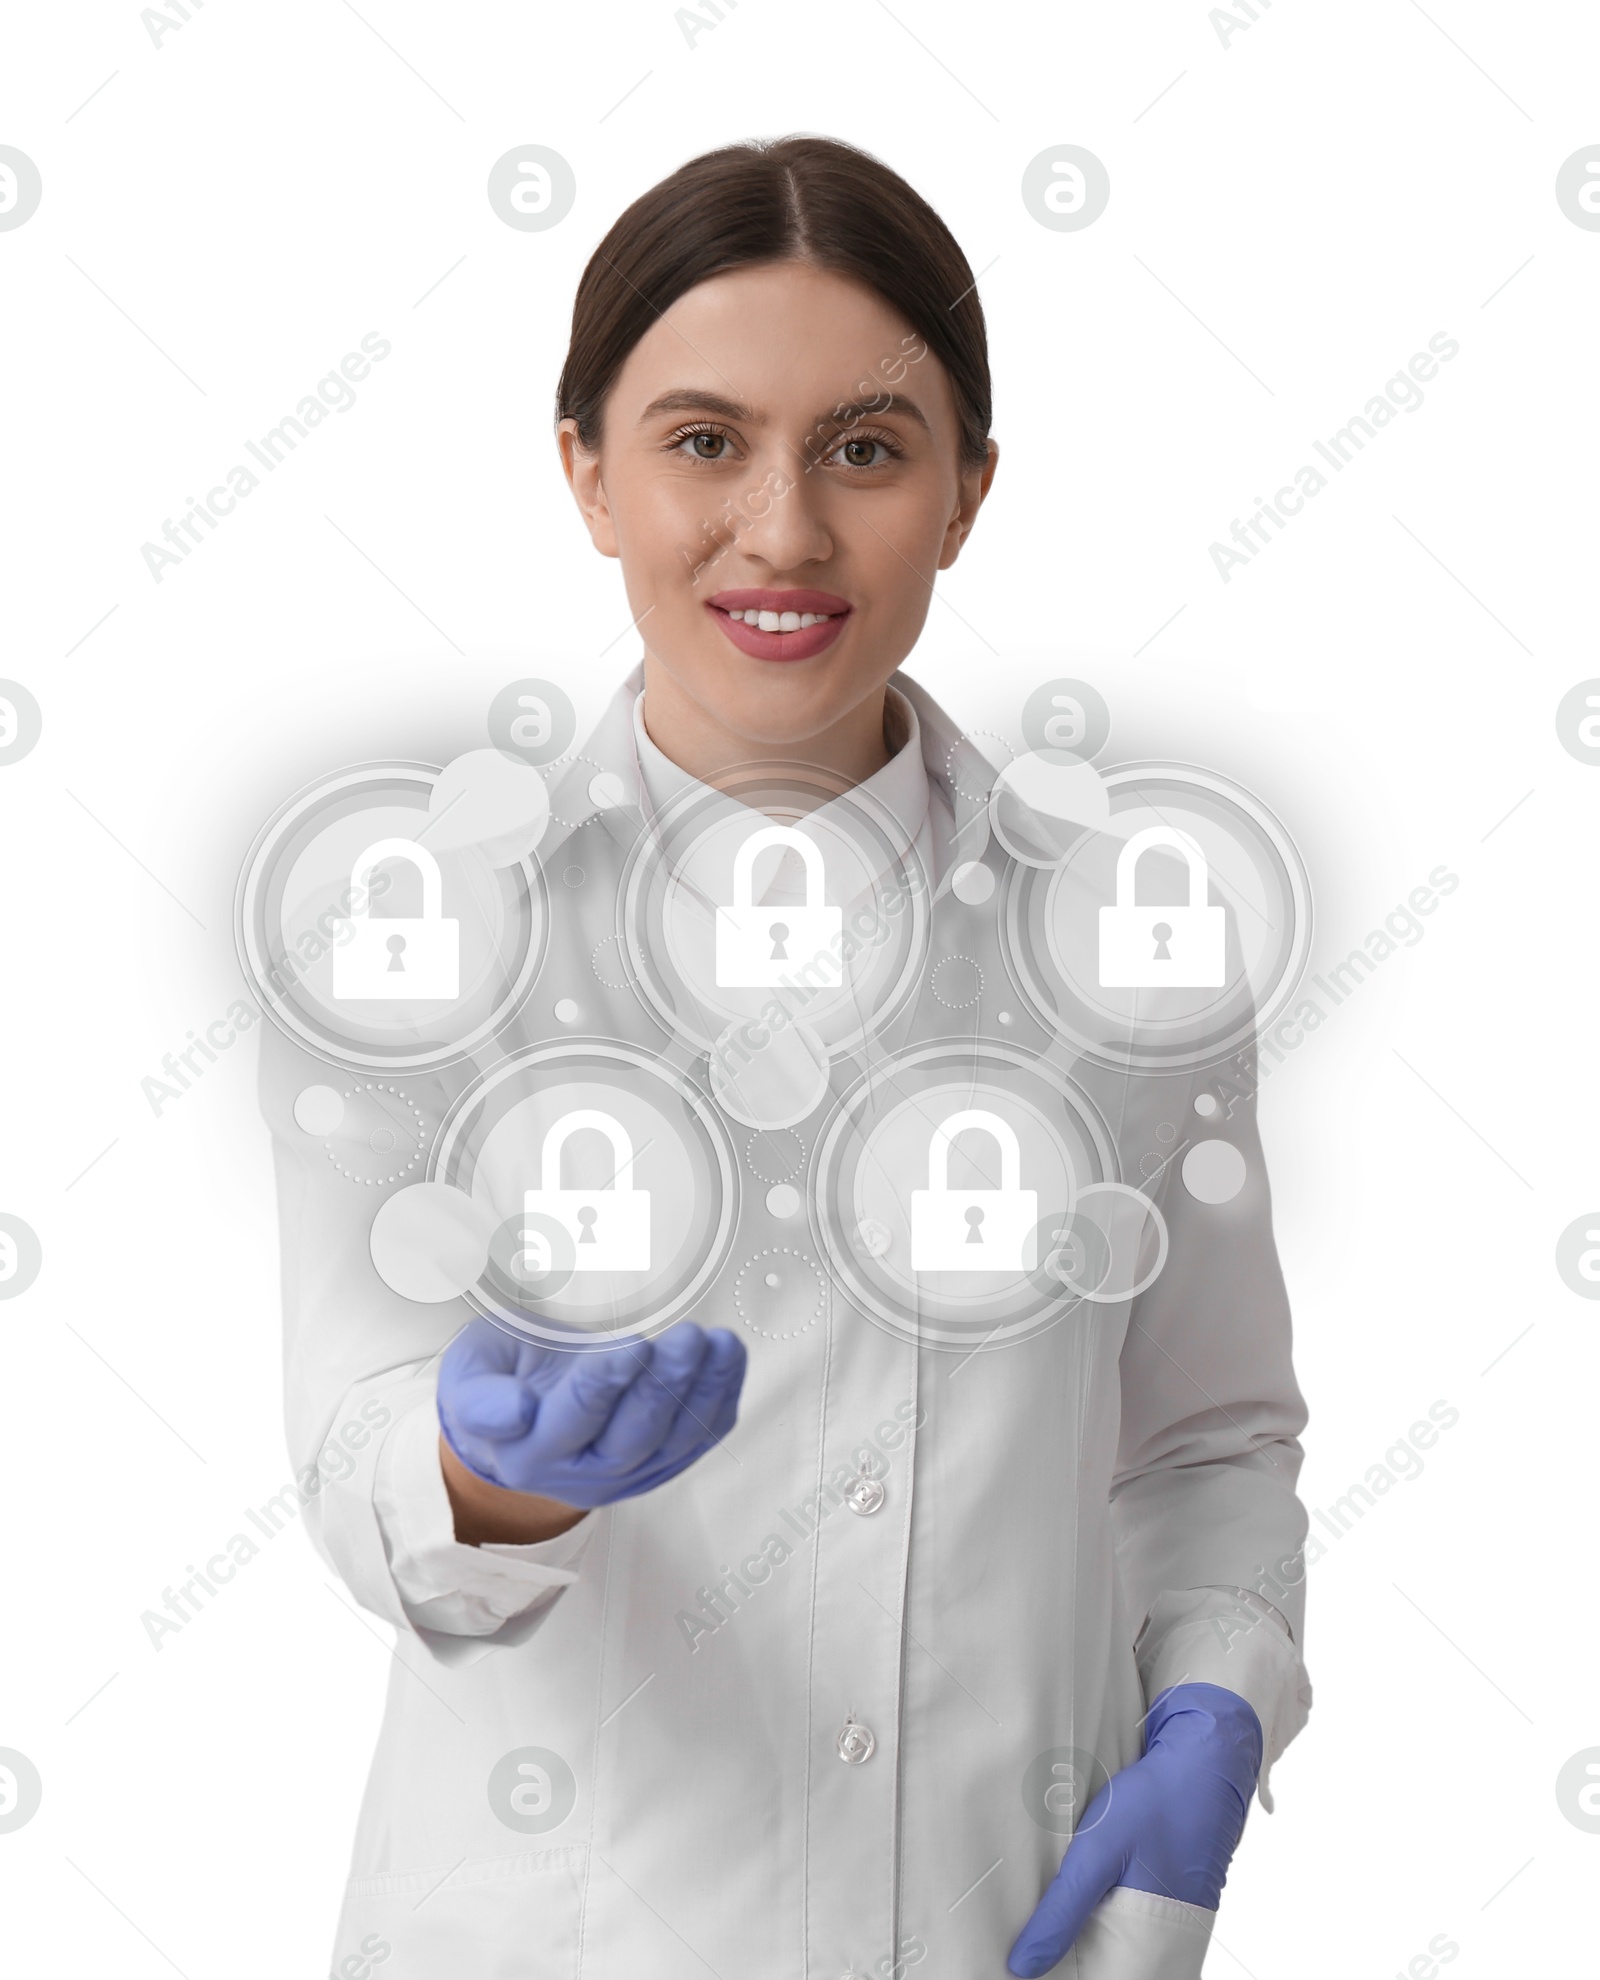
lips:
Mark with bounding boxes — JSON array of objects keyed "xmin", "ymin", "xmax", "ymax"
[{"xmin": 705, "ymin": 589, "xmax": 852, "ymax": 663}]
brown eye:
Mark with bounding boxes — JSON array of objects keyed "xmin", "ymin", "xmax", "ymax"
[
  {"xmin": 690, "ymin": 432, "xmax": 725, "ymax": 458},
  {"xmin": 841, "ymin": 438, "xmax": 876, "ymax": 467}
]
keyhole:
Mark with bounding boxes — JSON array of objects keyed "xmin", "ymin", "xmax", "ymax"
[
  {"xmin": 1150, "ymin": 921, "xmax": 1173, "ymax": 962},
  {"xmin": 768, "ymin": 920, "xmax": 790, "ymax": 961},
  {"xmin": 386, "ymin": 933, "xmax": 408, "ymax": 972},
  {"xmin": 964, "ymin": 1205, "xmax": 985, "ymax": 1244},
  {"xmin": 577, "ymin": 1206, "xmax": 597, "ymax": 1244}
]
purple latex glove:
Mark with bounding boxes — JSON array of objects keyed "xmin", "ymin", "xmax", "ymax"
[
  {"xmin": 1008, "ymin": 1683, "xmax": 1263, "ymax": 1978},
  {"xmin": 437, "ymin": 1317, "xmax": 746, "ymax": 1508}
]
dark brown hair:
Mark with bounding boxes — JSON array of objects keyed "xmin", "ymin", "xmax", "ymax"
[{"xmin": 556, "ymin": 135, "xmax": 992, "ymax": 468}]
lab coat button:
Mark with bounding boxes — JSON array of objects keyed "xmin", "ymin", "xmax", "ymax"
[
  {"xmin": 844, "ymin": 1475, "xmax": 886, "ymax": 1515},
  {"xmin": 837, "ymin": 1720, "xmax": 876, "ymax": 1764}
]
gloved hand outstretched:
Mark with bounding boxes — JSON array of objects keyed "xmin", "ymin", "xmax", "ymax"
[
  {"xmin": 437, "ymin": 1317, "xmax": 747, "ymax": 1509},
  {"xmin": 1007, "ymin": 1683, "xmax": 1263, "ymax": 1978}
]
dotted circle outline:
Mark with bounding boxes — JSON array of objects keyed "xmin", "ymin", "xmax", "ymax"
[
  {"xmin": 323, "ymin": 1083, "xmax": 428, "ymax": 1186},
  {"xmin": 931, "ymin": 953, "xmax": 985, "ymax": 1009},
  {"xmin": 589, "ymin": 933, "xmax": 630, "ymax": 992},
  {"xmin": 732, "ymin": 1246, "xmax": 827, "ymax": 1340},
  {"xmin": 744, "ymin": 1127, "xmax": 806, "ymax": 1185},
  {"xmin": 945, "ymin": 731, "xmax": 1014, "ymax": 807}
]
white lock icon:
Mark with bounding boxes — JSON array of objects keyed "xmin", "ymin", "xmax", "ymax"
[
  {"xmin": 523, "ymin": 1109, "xmax": 651, "ymax": 1272},
  {"xmin": 332, "ymin": 838, "xmax": 460, "ymax": 1001},
  {"xmin": 910, "ymin": 1109, "xmax": 1039, "ymax": 1273},
  {"xmin": 1097, "ymin": 826, "xmax": 1226, "ymax": 989},
  {"xmin": 715, "ymin": 825, "xmax": 842, "ymax": 988}
]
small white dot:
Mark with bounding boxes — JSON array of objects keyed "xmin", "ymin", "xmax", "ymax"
[
  {"xmin": 997, "ymin": 1010, "xmax": 1013, "ymax": 1025},
  {"xmin": 951, "ymin": 860, "xmax": 995, "ymax": 905},
  {"xmin": 764, "ymin": 1271, "xmax": 781, "ymax": 1289},
  {"xmin": 765, "ymin": 1183, "xmax": 801, "ymax": 1218},
  {"xmin": 1193, "ymin": 1092, "xmax": 1219, "ymax": 1118},
  {"xmin": 294, "ymin": 1085, "xmax": 345, "ymax": 1135},
  {"xmin": 554, "ymin": 998, "xmax": 581, "ymax": 1024},
  {"xmin": 589, "ymin": 771, "xmax": 625, "ymax": 810}
]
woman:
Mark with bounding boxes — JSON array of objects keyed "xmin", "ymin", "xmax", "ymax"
[{"xmin": 259, "ymin": 135, "xmax": 1311, "ymax": 1979}]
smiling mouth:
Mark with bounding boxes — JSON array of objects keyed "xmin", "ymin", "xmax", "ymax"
[{"xmin": 705, "ymin": 590, "xmax": 852, "ymax": 661}]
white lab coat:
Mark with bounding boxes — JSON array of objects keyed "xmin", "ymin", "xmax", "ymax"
[{"xmin": 260, "ymin": 671, "xmax": 1311, "ymax": 1980}]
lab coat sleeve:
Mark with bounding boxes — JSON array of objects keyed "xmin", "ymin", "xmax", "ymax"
[
  {"xmin": 1110, "ymin": 1047, "xmax": 1312, "ymax": 1808},
  {"xmin": 258, "ymin": 1016, "xmax": 592, "ymax": 1669}
]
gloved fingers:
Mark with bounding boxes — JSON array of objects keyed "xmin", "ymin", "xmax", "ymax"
[
  {"xmin": 1007, "ymin": 1800, "xmax": 1127, "ymax": 1977},
  {"xmin": 440, "ymin": 1317, "xmax": 524, "ymax": 1386},
  {"xmin": 531, "ymin": 1338, "xmax": 658, "ymax": 1460},
  {"xmin": 588, "ymin": 1325, "xmax": 714, "ymax": 1468},
  {"xmin": 639, "ymin": 1328, "xmax": 746, "ymax": 1472},
  {"xmin": 442, "ymin": 1370, "xmax": 538, "ymax": 1442}
]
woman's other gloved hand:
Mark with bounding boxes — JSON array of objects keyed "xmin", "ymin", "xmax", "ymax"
[
  {"xmin": 1007, "ymin": 1683, "xmax": 1263, "ymax": 1977},
  {"xmin": 437, "ymin": 1316, "xmax": 747, "ymax": 1509}
]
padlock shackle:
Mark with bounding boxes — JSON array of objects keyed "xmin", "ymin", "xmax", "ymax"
[
  {"xmin": 348, "ymin": 838, "xmax": 445, "ymax": 922},
  {"xmin": 540, "ymin": 1108, "xmax": 637, "ymax": 1194},
  {"xmin": 731, "ymin": 825, "xmax": 827, "ymax": 911},
  {"xmin": 1113, "ymin": 826, "xmax": 1210, "ymax": 911},
  {"xmin": 925, "ymin": 1108, "xmax": 1022, "ymax": 1195}
]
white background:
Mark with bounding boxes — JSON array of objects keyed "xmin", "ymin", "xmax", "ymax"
[{"xmin": 2, "ymin": 2, "xmax": 1597, "ymax": 1973}]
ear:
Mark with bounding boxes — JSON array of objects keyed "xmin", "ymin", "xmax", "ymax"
[
  {"xmin": 937, "ymin": 437, "xmax": 999, "ymax": 572},
  {"xmin": 557, "ymin": 417, "xmax": 620, "ymax": 559}
]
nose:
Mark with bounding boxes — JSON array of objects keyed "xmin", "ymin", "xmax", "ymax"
[{"xmin": 731, "ymin": 454, "xmax": 835, "ymax": 573}]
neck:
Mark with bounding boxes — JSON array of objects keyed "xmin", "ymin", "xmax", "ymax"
[{"xmin": 639, "ymin": 657, "xmax": 894, "ymax": 791}]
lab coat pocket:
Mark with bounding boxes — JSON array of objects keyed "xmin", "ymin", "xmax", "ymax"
[{"xmin": 1067, "ymin": 1885, "xmax": 1215, "ymax": 1980}]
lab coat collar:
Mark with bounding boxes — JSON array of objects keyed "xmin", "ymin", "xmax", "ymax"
[{"xmin": 542, "ymin": 663, "xmax": 1000, "ymax": 884}]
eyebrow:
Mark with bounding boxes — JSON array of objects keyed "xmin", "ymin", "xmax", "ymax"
[{"xmin": 635, "ymin": 387, "xmax": 931, "ymax": 436}]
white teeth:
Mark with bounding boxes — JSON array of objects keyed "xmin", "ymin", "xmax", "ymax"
[{"xmin": 728, "ymin": 606, "xmax": 835, "ymax": 627}]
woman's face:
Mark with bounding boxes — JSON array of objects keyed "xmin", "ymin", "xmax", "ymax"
[{"xmin": 559, "ymin": 260, "xmax": 996, "ymax": 766}]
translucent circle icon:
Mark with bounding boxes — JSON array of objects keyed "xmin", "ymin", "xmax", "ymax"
[
  {"xmin": 370, "ymin": 1182, "xmax": 494, "ymax": 1303},
  {"xmin": 429, "ymin": 1041, "xmax": 737, "ymax": 1344},
  {"xmin": 486, "ymin": 145, "xmax": 576, "ymax": 231},
  {"xmin": 488, "ymin": 677, "xmax": 575, "ymax": 768},
  {"xmin": 1555, "ymin": 146, "xmax": 1600, "ymax": 231},
  {"xmin": 0, "ymin": 147, "xmax": 43, "ymax": 232},
  {"xmin": 812, "ymin": 1041, "xmax": 1117, "ymax": 1350},
  {"xmin": 1027, "ymin": 1183, "xmax": 1168, "ymax": 1304},
  {"xmin": 0, "ymin": 1748, "xmax": 42, "ymax": 1831},
  {"xmin": 487, "ymin": 1747, "xmax": 576, "ymax": 1833},
  {"xmin": 1555, "ymin": 679, "xmax": 1600, "ymax": 765},
  {"xmin": 426, "ymin": 749, "xmax": 550, "ymax": 867},
  {"xmin": 1554, "ymin": 1214, "xmax": 1600, "ymax": 1300},
  {"xmin": 1020, "ymin": 679, "xmax": 1112, "ymax": 760},
  {"xmin": 1021, "ymin": 1745, "xmax": 1112, "ymax": 1835},
  {"xmin": 620, "ymin": 763, "xmax": 931, "ymax": 1060},
  {"xmin": 236, "ymin": 762, "xmax": 547, "ymax": 1072},
  {"xmin": 1555, "ymin": 1748, "xmax": 1600, "ymax": 1832},
  {"xmin": 1182, "ymin": 1139, "xmax": 1248, "ymax": 1205},
  {"xmin": 0, "ymin": 679, "xmax": 42, "ymax": 766},
  {"xmin": 0, "ymin": 1214, "xmax": 42, "ymax": 1300},
  {"xmin": 989, "ymin": 750, "xmax": 1113, "ymax": 867},
  {"xmin": 1002, "ymin": 764, "xmax": 1311, "ymax": 1074},
  {"xmin": 1021, "ymin": 145, "xmax": 1111, "ymax": 232}
]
